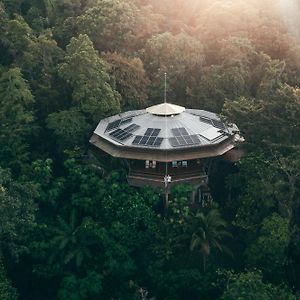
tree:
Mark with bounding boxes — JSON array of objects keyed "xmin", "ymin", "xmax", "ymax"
[
  {"xmin": 188, "ymin": 209, "xmax": 231, "ymax": 272},
  {"xmin": 0, "ymin": 167, "xmax": 36, "ymax": 258},
  {"xmin": 0, "ymin": 0, "xmax": 23, "ymax": 16},
  {"xmin": 50, "ymin": 210, "xmax": 93, "ymax": 269},
  {"xmin": 140, "ymin": 32, "xmax": 204, "ymax": 103},
  {"xmin": 58, "ymin": 34, "xmax": 120, "ymax": 123},
  {"xmin": 245, "ymin": 213, "xmax": 290, "ymax": 283},
  {"xmin": 103, "ymin": 52, "xmax": 149, "ymax": 110},
  {"xmin": 57, "ymin": 271, "xmax": 102, "ymax": 300},
  {"xmin": 0, "ymin": 3, "xmax": 11, "ymax": 65},
  {"xmin": 0, "ymin": 255, "xmax": 18, "ymax": 300},
  {"xmin": 0, "ymin": 67, "xmax": 35, "ymax": 172},
  {"xmin": 46, "ymin": 108, "xmax": 90, "ymax": 150},
  {"xmin": 18, "ymin": 31, "xmax": 64, "ymax": 118},
  {"xmin": 5, "ymin": 14, "xmax": 33, "ymax": 59},
  {"xmin": 76, "ymin": 0, "xmax": 137, "ymax": 52},
  {"xmin": 221, "ymin": 270, "xmax": 298, "ymax": 300}
]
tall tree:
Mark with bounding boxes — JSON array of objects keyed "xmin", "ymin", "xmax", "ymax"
[
  {"xmin": 0, "ymin": 67, "xmax": 34, "ymax": 172},
  {"xmin": 221, "ymin": 270, "xmax": 298, "ymax": 300},
  {"xmin": 140, "ymin": 32, "xmax": 204, "ymax": 104},
  {"xmin": 245, "ymin": 213, "xmax": 290, "ymax": 283},
  {"xmin": 76, "ymin": 0, "xmax": 137, "ymax": 52},
  {"xmin": 58, "ymin": 34, "xmax": 120, "ymax": 123},
  {"xmin": 103, "ymin": 52, "xmax": 150, "ymax": 110},
  {"xmin": 188, "ymin": 209, "xmax": 231, "ymax": 272}
]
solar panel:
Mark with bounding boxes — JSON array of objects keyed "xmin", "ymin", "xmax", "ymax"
[
  {"xmin": 169, "ymin": 127, "xmax": 201, "ymax": 147},
  {"xmin": 145, "ymin": 128, "xmax": 153, "ymax": 136},
  {"xmin": 191, "ymin": 135, "xmax": 201, "ymax": 143},
  {"xmin": 172, "ymin": 127, "xmax": 189, "ymax": 136},
  {"xmin": 144, "ymin": 128, "xmax": 160, "ymax": 137},
  {"xmin": 200, "ymin": 127, "xmax": 223, "ymax": 141},
  {"xmin": 131, "ymin": 128, "xmax": 163, "ymax": 147},
  {"xmin": 147, "ymin": 136, "xmax": 156, "ymax": 145},
  {"xmin": 169, "ymin": 134, "xmax": 201, "ymax": 148},
  {"xmin": 183, "ymin": 135, "xmax": 193, "ymax": 144},
  {"xmin": 106, "ymin": 117, "xmax": 133, "ymax": 132},
  {"xmin": 119, "ymin": 133, "xmax": 132, "ymax": 141},
  {"xmin": 199, "ymin": 116, "xmax": 213, "ymax": 126},
  {"xmin": 106, "ymin": 119, "xmax": 121, "ymax": 131},
  {"xmin": 199, "ymin": 115, "xmax": 226, "ymax": 130},
  {"xmin": 172, "ymin": 128, "xmax": 180, "ymax": 136},
  {"xmin": 153, "ymin": 137, "xmax": 163, "ymax": 147},
  {"xmin": 152, "ymin": 129, "xmax": 160, "ymax": 136},
  {"xmin": 177, "ymin": 136, "xmax": 185, "ymax": 145},
  {"xmin": 120, "ymin": 117, "xmax": 132, "ymax": 126},
  {"xmin": 179, "ymin": 128, "xmax": 188, "ymax": 135},
  {"xmin": 133, "ymin": 135, "xmax": 142, "ymax": 144},
  {"xmin": 109, "ymin": 129, "xmax": 133, "ymax": 141},
  {"xmin": 110, "ymin": 128, "xmax": 122, "ymax": 137},
  {"xmin": 169, "ymin": 137, "xmax": 179, "ymax": 147},
  {"xmin": 211, "ymin": 119, "xmax": 226, "ymax": 130},
  {"xmin": 123, "ymin": 124, "xmax": 140, "ymax": 133},
  {"xmin": 140, "ymin": 136, "xmax": 148, "ymax": 144}
]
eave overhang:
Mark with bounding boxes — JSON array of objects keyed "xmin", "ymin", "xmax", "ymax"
[{"xmin": 90, "ymin": 133, "xmax": 237, "ymax": 162}]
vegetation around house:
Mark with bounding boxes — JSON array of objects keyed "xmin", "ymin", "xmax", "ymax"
[{"xmin": 0, "ymin": 0, "xmax": 300, "ymax": 299}]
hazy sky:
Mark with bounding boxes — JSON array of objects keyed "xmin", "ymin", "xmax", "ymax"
[{"xmin": 276, "ymin": 0, "xmax": 300, "ymax": 40}]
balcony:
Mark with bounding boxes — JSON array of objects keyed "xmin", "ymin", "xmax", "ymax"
[{"xmin": 127, "ymin": 160, "xmax": 208, "ymax": 189}]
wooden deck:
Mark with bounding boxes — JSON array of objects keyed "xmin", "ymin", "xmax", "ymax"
[{"xmin": 127, "ymin": 162, "xmax": 208, "ymax": 188}]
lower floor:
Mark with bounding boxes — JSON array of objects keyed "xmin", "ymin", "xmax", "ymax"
[{"xmin": 127, "ymin": 158, "xmax": 209, "ymax": 189}]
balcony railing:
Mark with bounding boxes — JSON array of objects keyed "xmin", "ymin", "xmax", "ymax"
[{"xmin": 127, "ymin": 165, "xmax": 208, "ymax": 188}]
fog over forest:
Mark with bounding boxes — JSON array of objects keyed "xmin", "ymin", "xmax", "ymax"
[{"xmin": 0, "ymin": 0, "xmax": 300, "ymax": 299}]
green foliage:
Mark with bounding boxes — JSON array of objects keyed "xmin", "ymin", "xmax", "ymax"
[
  {"xmin": 0, "ymin": 256, "xmax": 18, "ymax": 300},
  {"xmin": 223, "ymin": 84, "xmax": 300, "ymax": 149},
  {"xmin": 57, "ymin": 271, "xmax": 102, "ymax": 300},
  {"xmin": 0, "ymin": 67, "xmax": 34, "ymax": 172},
  {"xmin": 0, "ymin": 167, "xmax": 36, "ymax": 258},
  {"xmin": 189, "ymin": 209, "xmax": 232, "ymax": 271},
  {"xmin": 140, "ymin": 32, "xmax": 204, "ymax": 103},
  {"xmin": 58, "ymin": 34, "xmax": 120, "ymax": 122},
  {"xmin": 1, "ymin": 0, "xmax": 300, "ymax": 299},
  {"xmin": 19, "ymin": 31, "xmax": 64, "ymax": 117},
  {"xmin": 5, "ymin": 14, "xmax": 33, "ymax": 57},
  {"xmin": 103, "ymin": 52, "xmax": 150, "ymax": 110},
  {"xmin": 46, "ymin": 109, "xmax": 90, "ymax": 149},
  {"xmin": 76, "ymin": 0, "xmax": 137, "ymax": 52},
  {"xmin": 246, "ymin": 214, "xmax": 290, "ymax": 282},
  {"xmin": 221, "ymin": 270, "xmax": 298, "ymax": 300}
]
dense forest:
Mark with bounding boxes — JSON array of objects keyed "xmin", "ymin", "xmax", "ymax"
[{"xmin": 0, "ymin": 0, "xmax": 300, "ymax": 299}]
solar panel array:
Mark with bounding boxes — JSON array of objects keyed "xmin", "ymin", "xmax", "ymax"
[
  {"xmin": 105, "ymin": 117, "xmax": 133, "ymax": 132},
  {"xmin": 109, "ymin": 123, "xmax": 140, "ymax": 142},
  {"xmin": 132, "ymin": 128, "xmax": 163, "ymax": 147},
  {"xmin": 199, "ymin": 116, "xmax": 226, "ymax": 130},
  {"xmin": 105, "ymin": 113, "xmax": 228, "ymax": 147},
  {"xmin": 169, "ymin": 127, "xmax": 201, "ymax": 147}
]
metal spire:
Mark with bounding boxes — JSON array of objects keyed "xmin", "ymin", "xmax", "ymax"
[
  {"xmin": 164, "ymin": 72, "xmax": 169, "ymax": 211},
  {"xmin": 164, "ymin": 72, "xmax": 167, "ymax": 104}
]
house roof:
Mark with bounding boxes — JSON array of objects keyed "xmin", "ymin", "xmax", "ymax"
[
  {"xmin": 90, "ymin": 102, "xmax": 243, "ymax": 161},
  {"xmin": 146, "ymin": 103, "xmax": 185, "ymax": 115}
]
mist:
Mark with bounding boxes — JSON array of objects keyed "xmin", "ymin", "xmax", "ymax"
[{"xmin": 276, "ymin": 0, "xmax": 300, "ymax": 40}]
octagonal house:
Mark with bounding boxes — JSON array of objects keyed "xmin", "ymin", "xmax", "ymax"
[{"xmin": 90, "ymin": 102, "xmax": 243, "ymax": 201}]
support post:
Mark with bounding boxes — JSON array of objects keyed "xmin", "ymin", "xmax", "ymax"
[{"xmin": 164, "ymin": 192, "xmax": 169, "ymax": 211}]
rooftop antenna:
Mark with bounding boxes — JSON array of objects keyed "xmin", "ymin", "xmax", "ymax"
[
  {"xmin": 163, "ymin": 72, "xmax": 170, "ymax": 211},
  {"xmin": 164, "ymin": 72, "xmax": 167, "ymax": 104}
]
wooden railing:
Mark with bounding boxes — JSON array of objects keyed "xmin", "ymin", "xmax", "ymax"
[{"xmin": 127, "ymin": 166, "xmax": 208, "ymax": 187}]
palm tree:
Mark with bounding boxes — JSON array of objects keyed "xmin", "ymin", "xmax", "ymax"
[
  {"xmin": 50, "ymin": 210, "xmax": 92, "ymax": 268},
  {"xmin": 188, "ymin": 209, "xmax": 232, "ymax": 272}
]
